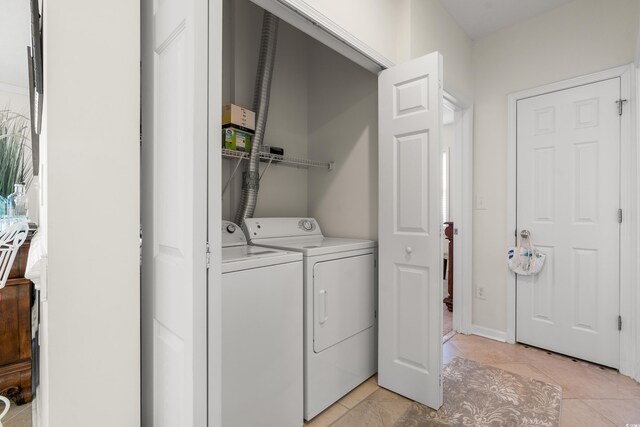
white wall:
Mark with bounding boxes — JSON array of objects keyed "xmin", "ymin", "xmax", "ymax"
[
  {"xmin": 42, "ymin": 0, "xmax": 140, "ymax": 425},
  {"xmin": 301, "ymin": 0, "xmax": 410, "ymax": 64},
  {"xmin": 409, "ymin": 0, "xmax": 473, "ymax": 99},
  {"xmin": 307, "ymin": 40, "xmax": 378, "ymax": 240},
  {"xmin": 222, "ymin": 0, "xmax": 309, "ymax": 221},
  {"xmin": 442, "ymin": 122, "xmax": 454, "ymax": 221},
  {"xmin": 471, "ymin": 0, "xmax": 640, "ymax": 332},
  {"xmin": 0, "ymin": 0, "xmax": 30, "ymax": 88},
  {"xmin": 0, "ymin": 86, "xmax": 29, "ymax": 114}
]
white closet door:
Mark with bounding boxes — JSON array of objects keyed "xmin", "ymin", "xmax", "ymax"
[
  {"xmin": 141, "ymin": 0, "xmax": 209, "ymax": 425},
  {"xmin": 516, "ymin": 78, "xmax": 620, "ymax": 368},
  {"xmin": 378, "ymin": 52, "xmax": 443, "ymax": 409}
]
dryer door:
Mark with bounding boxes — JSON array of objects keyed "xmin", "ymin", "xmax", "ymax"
[{"xmin": 313, "ymin": 254, "xmax": 376, "ymax": 353}]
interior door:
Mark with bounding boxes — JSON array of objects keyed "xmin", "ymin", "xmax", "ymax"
[
  {"xmin": 516, "ymin": 78, "xmax": 620, "ymax": 368},
  {"xmin": 141, "ymin": 0, "xmax": 209, "ymax": 425},
  {"xmin": 378, "ymin": 52, "xmax": 443, "ymax": 409}
]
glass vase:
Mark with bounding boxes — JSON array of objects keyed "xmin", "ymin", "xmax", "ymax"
[{"xmin": 8, "ymin": 184, "xmax": 28, "ymax": 219}]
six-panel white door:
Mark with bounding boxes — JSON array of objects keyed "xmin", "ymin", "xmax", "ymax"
[
  {"xmin": 141, "ymin": 0, "xmax": 209, "ymax": 424},
  {"xmin": 378, "ymin": 52, "xmax": 443, "ymax": 409},
  {"xmin": 516, "ymin": 78, "xmax": 620, "ymax": 368}
]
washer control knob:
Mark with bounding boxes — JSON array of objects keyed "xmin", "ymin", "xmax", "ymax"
[
  {"xmin": 405, "ymin": 246, "xmax": 413, "ymax": 254},
  {"xmin": 302, "ymin": 220, "xmax": 313, "ymax": 231},
  {"xmin": 226, "ymin": 224, "xmax": 236, "ymax": 234}
]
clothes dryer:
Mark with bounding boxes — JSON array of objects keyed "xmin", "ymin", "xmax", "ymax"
[{"xmin": 243, "ymin": 217, "xmax": 377, "ymax": 420}]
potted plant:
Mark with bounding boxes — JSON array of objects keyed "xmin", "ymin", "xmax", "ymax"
[{"xmin": 0, "ymin": 110, "xmax": 33, "ymax": 217}]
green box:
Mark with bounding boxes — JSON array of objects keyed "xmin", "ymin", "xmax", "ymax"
[{"xmin": 222, "ymin": 127, "xmax": 252, "ymax": 152}]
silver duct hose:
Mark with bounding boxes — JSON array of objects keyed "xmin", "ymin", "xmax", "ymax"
[{"xmin": 234, "ymin": 12, "xmax": 279, "ymax": 225}]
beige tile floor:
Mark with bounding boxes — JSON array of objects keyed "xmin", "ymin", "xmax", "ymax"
[
  {"xmin": 1, "ymin": 400, "xmax": 31, "ymax": 427},
  {"xmin": 305, "ymin": 333, "xmax": 640, "ymax": 427},
  {"xmin": 442, "ymin": 304, "xmax": 452, "ymax": 337}
]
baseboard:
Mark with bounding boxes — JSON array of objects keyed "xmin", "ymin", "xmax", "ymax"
[{"xmin": 471, "ymin": 324, "xmax": 507, "ymax": 343}]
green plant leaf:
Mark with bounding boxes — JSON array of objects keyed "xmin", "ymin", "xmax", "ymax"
[{"xmin": 0, "ymin": 109, "xmax": 33, "ymax": 198}]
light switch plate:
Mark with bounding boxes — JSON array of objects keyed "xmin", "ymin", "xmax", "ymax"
[{"xmin": 475, "ymin": 194, "xmax": 487, "ymax": 210}]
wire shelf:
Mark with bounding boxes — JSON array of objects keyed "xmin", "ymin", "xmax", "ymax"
[{"xmin": 221, "ymin": 148, "xmax": 334, "ymax": 170}]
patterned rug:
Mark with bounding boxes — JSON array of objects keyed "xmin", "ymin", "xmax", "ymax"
[{"xmin": 394, "ymin": 357, "xmax": 562, "ymax": 427}]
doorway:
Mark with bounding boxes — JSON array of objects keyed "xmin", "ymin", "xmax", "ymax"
[
  {"xmin": 442, "ymin": 102, "xmax": 454, "ymax": 340},
  {"xmin": 506, "ymin": 65, "xmax": 636, "ymax": 373},
  {"xmin": 441, "ymin": 95, "xmax": 474, "ymax": 342}
]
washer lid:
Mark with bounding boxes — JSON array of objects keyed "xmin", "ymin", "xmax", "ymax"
[
  {"xmin": 222, "ymin": 245, "xmax": 302, "ymax": 273},
  {"xmin": 251, "ymin": 236, "xmax": 376, "ymax": 257}
]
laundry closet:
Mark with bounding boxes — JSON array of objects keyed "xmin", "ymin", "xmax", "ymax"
[
  {"xmin": 219, "ymin": 1, "xmax": 380, "ymax": 424},
  {"xmin": 216, "ymin": 0, "xmax": 450, "ymax": 424},
  {"xmin": 220, "ymin": 0, "xmax": 379, "ymax": 239}
]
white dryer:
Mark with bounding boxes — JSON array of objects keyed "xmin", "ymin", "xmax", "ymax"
[
  {"xmin": 221, "ymin": 220, "xmax": 303, "ymax": 427},
  {"xmin": 243, "ymin": 217, "xmax": 377, "ymax": 421}
]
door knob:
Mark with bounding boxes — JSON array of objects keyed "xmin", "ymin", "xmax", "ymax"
[{"xmin": 405, "ymin": 246, "xmax": 413, "ymax": 254}]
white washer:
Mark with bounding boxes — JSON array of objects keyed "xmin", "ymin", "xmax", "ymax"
[
  {"xmin": 243, "ymin": 217, "xmax": 377, "ymax": 421},
  {"xmin": 221, "ymin": 220, "xmax": 303, "ymax": 427}
]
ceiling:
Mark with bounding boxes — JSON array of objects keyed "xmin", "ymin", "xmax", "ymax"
[
  {"xmin": 0, "ymin": 0, "xmax": 31, "ymax": 88},
  {"xmin": 0, "ymin": 0, "xmax": 577, "ymax": 87},
  {"xmin": 439, "ymin": 0, "xmax": 574, "ymax": 39}
]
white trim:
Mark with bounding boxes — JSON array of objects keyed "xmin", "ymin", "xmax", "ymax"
[
  {"xmin": 471, "ymin": 324, "xmax": 507, "ymax": 343},
  {"xmin": 249, "ymin": 0, "xmax": 394, "ymax": 74},
  {"xmin": 506, "ymin": 90, "xmax": 517, "ymax": 343},
  {"xmin": 506, "ymin": 64, "xmax": 638, "ymax": 377},
  {"xmin": 209, "ymin": 0, "xmax": 223, "ymax": 425},
  {"xmin": 0, "ymin": 82, "xmax": 28, "ymax": 96},
  {"xmin": 508, "ymin": 64, "xmax": 631, "ymax": 102},
  {"xmin": 633, "ymin": 66, "xmax": 640, "ymax": 383},
  {"xmin": 621, "ymin": 65, "xmax": 640, "ymax": 382},
  {"xmin": 447, "ymin": 90, "xmax": 473, "ymax": 336}
]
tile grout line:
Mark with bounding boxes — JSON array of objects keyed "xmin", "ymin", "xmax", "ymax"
[
  {"xmin": 331, "ymin": 386, "xmax": 378, "ymax": 425},
  {"xmin": 581, "ymin": 398, "xmax": 638, "ymax": 427}
]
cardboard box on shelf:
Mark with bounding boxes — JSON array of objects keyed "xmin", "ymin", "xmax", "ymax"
[
  {"xmin": 223, "ymin": 104, "xmax": 255, "ymax": 133},
  {"xmin": 223, "ymin": 127, "xmax": 252, "ymax": 152}
]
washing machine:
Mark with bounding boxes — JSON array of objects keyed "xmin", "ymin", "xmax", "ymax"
[
  {"xmin": 243, "ymin": 217, "xmax": 377, "ymax": 421},
  {"xmin": 221, "ymin": 220, "xmax": 303, "ymax": 427}
]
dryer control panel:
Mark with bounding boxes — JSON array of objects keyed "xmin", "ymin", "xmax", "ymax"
[{"xmin": 243, "ymin": 217, "xmax": 323, "ymax": 240}]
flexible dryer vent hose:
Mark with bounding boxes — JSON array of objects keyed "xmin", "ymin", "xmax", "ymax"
[{"xmin": 234, "ymin": 11, "xmax": 279, "ymax": 225}]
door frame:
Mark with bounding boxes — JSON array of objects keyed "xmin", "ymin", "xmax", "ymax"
[
  {"xmin": 505, "ymin": 64, "xmax": 638, "ymax": 379},
  {"xmin": 444, "ymin": 91, "xmax": 474, "ymax": 335}
]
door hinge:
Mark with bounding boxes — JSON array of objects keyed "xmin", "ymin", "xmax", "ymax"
[
  {"xmin": 616, "ymin": 99, "xmax": 628, "ymax": 116},
  {"xmin": 618, "ymin": 315, "xmax": 622, "ymax": 331},
  {"xmin": 206, "ymin": 242, "xmax": 211, "ymax": 269},
  {"xmin": 618, "ymin": 208, "xmax": 623, "ymax": 224}
]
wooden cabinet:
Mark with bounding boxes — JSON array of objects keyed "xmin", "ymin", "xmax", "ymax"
[
  {"xmin": 0, "ymin": 234, "xmax": 34, "ymax": 404},
  {"xmin": 443, "ymin": 222, "xmax": 454, "ymax": 313}
]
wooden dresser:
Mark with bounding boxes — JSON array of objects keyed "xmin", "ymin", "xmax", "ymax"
[{"xmin": 0, "ymin": 231, "xmax": 35, "ymax": 404}]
